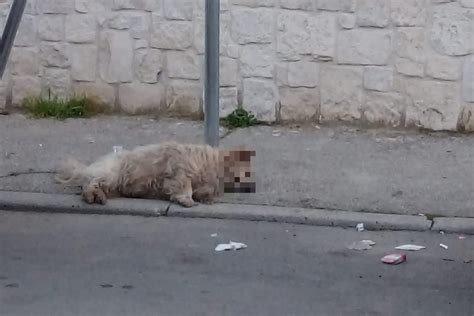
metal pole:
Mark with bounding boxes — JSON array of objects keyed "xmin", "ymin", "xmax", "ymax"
[
  {"xmin": 204, "ymin": 0, "xmax": 220, "ymax": 147},
  {"xmin": 0, "ymin": 0, "xmax": 27, "ymax": 79}
]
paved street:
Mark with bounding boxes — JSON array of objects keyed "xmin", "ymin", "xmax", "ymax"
[{"xmin": 1, "ymin": 211, "xmax": 473, "ymax": 316}]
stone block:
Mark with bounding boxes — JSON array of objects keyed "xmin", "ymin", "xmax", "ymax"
[
  {"xmin": 150, "ymin": 19, "xmax": 192, "ymax": 50},
  {"xmin": 42, "ymin": 68, "xmax": 72, "ymax": 98},
  {"xmin": 395, "ymin": 58, "xmax": 424, "ymax": 77},
  {"xmin": 426, "ymin": 54, "xmax": 462, "ymax": 81},
  {"xmin": 320, "ymin": 66, "xmax": 363, "ymax": 121},
  {"xmin": 339, "ymin": 13, "xmax": 356, "ymax": 29},
  {"xmin": 240, "ymin": 44, "xmax": 273, "ymax": 78},
  {"xmin": 280, "ymin": 0, "xmax": 313, "ymax": 10},
  {"xmin": 463, "ymin": 55, "xmax": 474, "ymax": 102},
  {"xmin": 14, "ymin": 15, "xmax": 36, "ymax": 47},
  {"xmin": 231, "ymin": 7, "xmax": 273, "ymax": 44},
  {"xmin": 112, "ymin": 0, "xmax": 159, "ymax": 11},
  {"xmin": 10, "ymin": 47, "xmax": 39, "ymax": 76},
  {"xmin": 99, "ymin": 30, "xmax": 134, "ymax": 83},
  {"xmin": 73, "ymin": 81, "xmax": 116, "ymax": 108},
  {"xmin": 65, "ymin": 14, "xmax": 96, "ymax": 43},
  {"xmin": 279, "ymin": 87, "xmax": 319, "ymax": 122},
  {"xmin": 243, "ymin": 78, "xmax": 276, "ymax": 121},
  {"xmin": 12, "ymin": 76, "xmax": 41, "ymax": 106},
  {"xmin": 70, "ymin": 44, "xmax": 97, "ymax": 82},
  {"xmin": 119, "ymin": 83, "xmax": 165, "ymax": 114},
  {"xmin": 430, "ymin": 2, "xmax": 474, "ymax": 56},
  {"xmin": 317, "ymin": 0, "xmax": 356, "ymax": 12},
  {"xmin": 395, "ymin": 27, "xmax": 426, "ymax": 63},
  {"xmin": 363, "ymin": 92, "xmax": 405, "ymax": 126},
  {"xmin": 39, "ymin": 0, "xmax": 74, "ymax": 14},
  {"xmin": 337, "ymin": 29, "xmax": 391, "ymax": 65},
  {"xmin": 363, "ymin": 66, "xmax": 394, "ymax": 92},
  {"xmin": 277, "ymin": 10, "xmax": 337, "ymax": 61},
  {"xmin": 38, "ymin": 15, "xmax": 64, "ymax": 42},
  {"xmin": 219, "ymin": 87, "xmax": 238, "ymax": 117},
  {"xmin": 459, "ymin": 104, "xmax": 474, "ymax": 131},
  {"xmin": 107, "ymin": 12, "xmax": 150, "ymax": 39},
  {"xmin": 39, "ymin": 42, "xmax": 71, "ymax": 68},
  {"xmin": 287, "ymin": 61, "xmax": 319, "ymax": 88},
  {"xmin": 405, "ymin": 80, "xmax": 461, "ymax": 130},
  {"xmin": 220, "ymin": 58, "xmax": 238, "ymax": 87},
  {"xmin": 356, "ymin": 0, "xmax": 390, "ymax": 27},
  {"xmin": 167, "ymin": 51, "xmax": 201, "ymax": 80},
  {"xmin": 232, "ymin": 0, "xmax": 274, "ymax": 7},
  {"xmin": 459, "ymin": 0, "xmax": 474, "ymax": 7},
  {"xmin": 135, "ymin": 48, "xmax": 163, "ymax": 84},
  {"xmin": 390, "ymin": 0, "xmax": 426, "ymax": 26},
  {"xmin": 166, "ymin": 80, "xmax": 202, "ymax": 117},
  {"xmin": 164, "ymin": 0, "xmax": 193, "ymax": 20},
  {"xmin": 75, "ymin": 0, "xmax": 113, "ymax": 13}
]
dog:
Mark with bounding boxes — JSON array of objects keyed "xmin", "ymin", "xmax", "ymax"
[{"xmin": 55, "ymin": 142, "xmax": 255, "ymax": 207}]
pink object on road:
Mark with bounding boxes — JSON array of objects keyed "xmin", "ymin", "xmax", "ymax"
[{"xmin": 381, "ymin": 253, "xmax": 407, "ymax": 265}]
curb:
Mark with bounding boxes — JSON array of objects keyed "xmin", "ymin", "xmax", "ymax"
[
  {"xmin": 0, "ymin": 191, "xmax": 169, "ymax": 217},
  {"xmin": 0, "ymin": 190, "xmax": 443, "ymax": 233},
  {"xmin": 432, "ymin": 217, "xmax": 474, "ymax": 235},
  {"xmin": 167, "ymin": 203, "xmax": 432, "ymax": 232}
]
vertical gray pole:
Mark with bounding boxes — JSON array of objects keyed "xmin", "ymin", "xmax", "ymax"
[
  {"xmin": 204, "ymin": 0, "xmax": 220, "ymax": 147},
  {"xmin": 0, "ymin": 0, "xmax": 27, "ymax": 79}
]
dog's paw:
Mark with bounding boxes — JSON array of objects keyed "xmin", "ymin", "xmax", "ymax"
[{"xmin": 82, "ymin": 184, "xmax": 108, "ymax": 205}]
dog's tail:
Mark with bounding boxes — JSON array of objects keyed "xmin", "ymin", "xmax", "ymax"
[{"xmin": 55, "ymin": 158, "xmax": 88, "ymax": 185}]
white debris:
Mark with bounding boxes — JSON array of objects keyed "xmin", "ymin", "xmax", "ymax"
[
  {"xmin": 348, "ymin": 240, "xmax": 376, "ymax": 250},
  {"xmin": 395, "ymin": 244, "xmax": 426, "ymax": 251},
  {"xmin": 113, "ymin": 145, "xmax": 123, "ymax": 153},
  {"xmin": 440, "ymin": 243, "xmax": 448, "ymax": 249},
  {"xmin": 215, "ymin": 241, "xmax": 247, "ymax": 252},
  {"xmin": 356, "ymin": 223, "xmax": 365, "ymax": 232},
  {"xmin": 210, "ymin": 233, "xmax": 218, "ymax": 238},
  {"xmin": 458, "ymin": 236, "xmax": 467, "ymax": 240},
  {"xmin": 272, "ymin": 130, "xmax": 281, "ymax": 137},
  {"xmin": 440, "ymin": 231, "xmax": 445, "ymax": 236}
]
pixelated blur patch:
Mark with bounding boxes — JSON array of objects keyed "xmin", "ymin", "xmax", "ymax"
[{"xmin": 223, "ymin": 182, "xmax": 256, "ymax": 193}]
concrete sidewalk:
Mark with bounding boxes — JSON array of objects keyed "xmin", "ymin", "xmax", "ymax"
[{"xmin": 1, "ymin": 114, "xmax": 473, "ymax": 218}]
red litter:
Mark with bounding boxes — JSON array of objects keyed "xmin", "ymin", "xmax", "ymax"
[{"xmin": 381, "ymin": 253, "xmax": 407, "ymax": 265}]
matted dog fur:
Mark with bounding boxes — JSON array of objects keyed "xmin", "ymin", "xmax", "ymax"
[{"xmin": 55, "ymin": 142, "xmax": 255, "ymax": 207}]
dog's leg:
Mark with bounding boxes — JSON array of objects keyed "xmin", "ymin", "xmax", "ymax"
[
  {"xmin": 82, "ymin": 178, "xmax": 111, "ymax": 205},
  {"xmin": 193, "ymin": 185, "xmax": 216, "ymax": 205},
  {"xmin": 164, "ymin": 174, "xmax": 196, "ymax": 208}
]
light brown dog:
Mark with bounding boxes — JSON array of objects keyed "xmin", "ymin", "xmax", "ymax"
[{"xmin": 55, "ymin": 142, "xmax": 255, "ymax": 207}]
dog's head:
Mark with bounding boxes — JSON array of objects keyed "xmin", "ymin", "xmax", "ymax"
[{"xmin": 219, "ymin": 147, "xmax": 256, "ymax": 193}]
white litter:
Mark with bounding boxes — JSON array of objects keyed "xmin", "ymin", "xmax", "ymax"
[
  {"xmin": 113, "ymin": 145, "xmax": 123, "ymax": 153},
  {"xmin": 440, "ymin": 231, "xmax": 445, "ymax": 236},
  {"xmin": 210, "ymin": 233, "xmax": 218, "ymax": 238},
  {"xmin": 458, "ymin": 236, "xmax": 467, "ymax": 240},
  {"xmin": 356, "ymin": 223, "xmax": 365, "ymax": 232},
  {"xmin": 440, "ymin": 243, "xmax": 448, "ymax": 249},
  {"xmin": 348, "ymin": 240, "xmax": 376, "ymax": 251},
  {"xmin": 215, "ymin": 241, "xmax": 247, "ymax": 252},
  {"xmin": 395, "ymin": 244, "xmax": 426, "ymax": 251}
]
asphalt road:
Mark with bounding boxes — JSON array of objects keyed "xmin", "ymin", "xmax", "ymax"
[{"xmin": 0, "ymin": 211, "xmax": 473, "ymax": 316}]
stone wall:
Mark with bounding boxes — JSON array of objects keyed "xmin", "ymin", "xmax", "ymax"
[{"xmin": 0, "ymin": 0, "xmax": 473, "ymax": 131}]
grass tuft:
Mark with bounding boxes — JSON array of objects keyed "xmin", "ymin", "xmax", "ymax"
[
  {"xmin": 220, "ymin": 107, "xmax": 261, "ymax": 129},
  {"xmin": 23, "ymin": 91, "xmax": 105, "ymax": 120}
]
